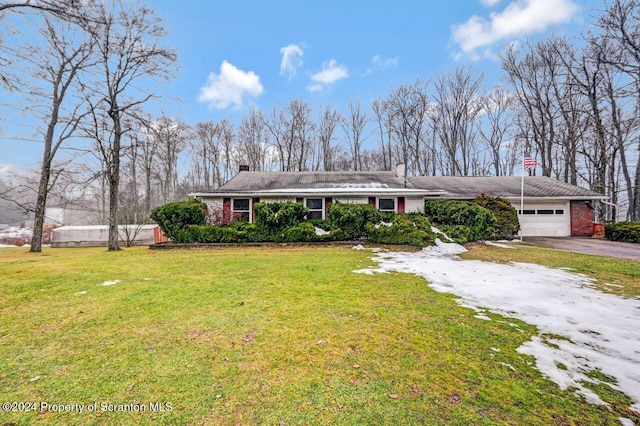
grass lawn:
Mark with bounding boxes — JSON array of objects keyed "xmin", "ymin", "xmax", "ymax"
[{"xmin": 0, "ymin": 245, "xmax": 636, "ymax": 425}]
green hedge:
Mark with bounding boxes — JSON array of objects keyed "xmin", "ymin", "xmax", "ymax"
[
  {"xmin": 605, "ymin": 222, "xmax": 640, "ymax": 243},
  {"xmin": 438, "ymin": 225, "xmax": 471, "ymax": 245},
  {"xmin": 474, "ymin": 194, "xmax": 519, "ymax": 239},
  {"xmin": 424, "ymin": 199, "xmax": 496, "ymax": 243},
  {"xmin": 253, "ymin": 202, "xmax": 309, "ymax": 232},
  {"xmin": 150, "ymin": 198, "xmax": 207, "ymax": 241},
  {"xmin": 366, "ymin": 214, "xmax": 436, "ymax": 247},
  {"xmin": 327, "ymin": 203, "xmax": 383, "ymax": 239}
]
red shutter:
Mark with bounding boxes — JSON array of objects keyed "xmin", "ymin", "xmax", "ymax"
[
  {"xmin": 252, "ymin": 198, "xmax": 260, "ymax": 223},
  {"xmin": 223, "ymin": 198, "xmax": 231, "ymax": 225},
  {"xmin": 324, "ymin": 197, "xmax": 332, "ymax": 219},
  {"xmin": 398, "ymin": 197, "xmax": 405, "ymax": 214}
]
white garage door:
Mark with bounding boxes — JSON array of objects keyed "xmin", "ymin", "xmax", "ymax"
[{"xmin": 514, "ymin": 202, "xmax": 570, "ymax": 237}]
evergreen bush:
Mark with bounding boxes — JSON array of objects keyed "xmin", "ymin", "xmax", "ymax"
[
  {"xmin": 253, "ymin": 202, "xmax": 309, "ymax": 233},
  {"xmin": 150, "ymin": 198, "xmax": 207, "ymax": 241},
  {"xmin": 366, "ymin": 214, "xmax": 436, "ymax": 247},
  {"xmin": 423, "ymin": 199, "xmax": 495, "ymax": 243},
  {"xmin": 327, "ymin": 203, "xmax": 382, "ymax": 239},
  {"xmin": 474, "ymin": 194, "xmax": 520, "ymax": 239},
  {"xmin": 605, "ymin": 222, "xmax": 640, "ymax": 243}
]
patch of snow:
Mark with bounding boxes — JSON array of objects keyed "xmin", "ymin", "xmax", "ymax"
[
  {"xmin": 603, "ymin": 283, "xmax": 623, "ymax": 288},
  {"xmin": 431, "ymin": 226, "xmax": 454, "ymax": 242},
  {"xmin": 420, "ymin": 238, "xmax": 467, "ymax": 256},
  {"xmin": 352, "ymin": 244, "xmax": 365, "ymax": 250},
  {"xmin": 74, "ymin": 291, "xmax": 88, "ymax": 296},
  {"xmin": 355, "ymin": 247, "xmax": 640, "ymax": 413},
  {"xmin": 99, "ymin": 280, "xmax": 121, "ymax": 286},
  {"xmin": 619, "ymin": 417, "xmax": 635, "ymax": 426},
  {"xmin": 485, "ymin": 241, "xmax": 514, "ymax": 249},
  {"xmin": 374, "ymin": 221, "xmax": 393, "ymax": 229},
  {"xmin": 490, "ymin": 347, "xmax": 501, "ymax": 352},
  {"xmin": 314, "ymin": 227, "xmax": 330, "ymax": 236},
  {"xmin": 474, "ymin": 314, "xmax": 491, "ymax": 321},
  {"xmin": 353, "ymin": 268, "xmax": 389, "ymax": 275},
  {"xmin": 499, "ymin": 362, "xmax": 517, "ymax": 372}
]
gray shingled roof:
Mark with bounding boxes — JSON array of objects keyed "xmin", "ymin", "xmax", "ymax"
[
  {"xmin": 217, "ymin": 171, "xmax": 412, "ymax": 191},
  {"xmin": 410, "ymin": 176, "xmax": 604, "ymax": 199},
  {"xmin": 193, "ymin": 172, "xmax": 604, "ymax": 199}
]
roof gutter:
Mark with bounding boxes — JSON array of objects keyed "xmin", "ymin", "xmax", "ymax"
[{"xmin": 190, "ymin": 189, "xmax": 447, "ymax": 198}]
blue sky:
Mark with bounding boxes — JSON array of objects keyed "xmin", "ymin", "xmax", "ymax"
[{"xmin": 1, "ymin": 0, "xmax": 599, "ymax": 173}]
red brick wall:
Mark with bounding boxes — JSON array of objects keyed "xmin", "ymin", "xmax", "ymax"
[{"xmin": 570, "ymin": 201, "xmax": 593, "ymax": 236}]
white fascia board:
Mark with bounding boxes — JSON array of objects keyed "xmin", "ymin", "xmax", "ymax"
[
  {"xmin": 504, "ymin": 196, "xmax": 608, "ymax": 202},
  {"xmin": 190, "ymin": 188, "xmax": 446, "ymax": 198}
]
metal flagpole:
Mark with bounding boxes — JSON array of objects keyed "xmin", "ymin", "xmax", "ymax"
[{"xmin": 520, "ymin": 149, "xmax": 525, "ymax": 242}]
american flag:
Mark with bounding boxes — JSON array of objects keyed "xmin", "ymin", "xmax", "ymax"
[{"xmin": 523, "ymin": 153, "xmax": 539, "ymax": 171}]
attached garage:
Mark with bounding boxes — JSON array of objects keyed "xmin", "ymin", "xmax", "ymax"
[
  {"xmin": 516, "ymin": 202, "xmax": 570, "ymax": 237},
  {"xmin": 413, "ymin": 176, "xmax": 605, "ymax": 238}
]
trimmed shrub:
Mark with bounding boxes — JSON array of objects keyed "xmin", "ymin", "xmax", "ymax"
[
  {"xmin": 366, "ymin": 214, "xmax": 436, "ymax": 247},
  {"xmin": 308, "ymin": 218, "xmax": 331, "ymax": 231},
  {"xmin": 327, "ymin": 203, "xmax": 382, "ymax": 239},
  {"xmin": 424, "ymin": 199, "xmax": 495, "ymax": 243},
  {"xmin": 474, "ymin": 194, "xmax": 520, "ymax": 240},
  {"xmin": 187, "ymin": 224, "xmax": 223, "ymax": 243},
  {"xmin": 439, "ymin": 225, "xmax": 471, "ymax": 245},
  {"xmin": 605, "ymin": 222, "xmax": 640, "ymax": 243},
  {"xmin": 282, "ymin": 222, "xmax": 319, "ymax": 243},
  {"xmin": 253, "ymin": 202, "xmax": 309, "ymax": 233},
  {"xmin": 151, "ymin": 198, "xmax": 207, "ymax": 241}
]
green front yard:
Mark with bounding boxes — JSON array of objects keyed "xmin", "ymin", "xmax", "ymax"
[{"xmin": 0, "ymin": 245, "xmax": 636, "ymax": 425}]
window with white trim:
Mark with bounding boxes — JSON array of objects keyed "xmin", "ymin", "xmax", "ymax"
[
  {"xmin": 232, "ymin": 198, "xmax": 250, "ymax": 222},
  {"xmin": 305, "ymin": 198, "xmax": 323, "ymax": 220},
  {"xmin": 378, "ymin": 198, "xmax": 395, "ymax": 213}
]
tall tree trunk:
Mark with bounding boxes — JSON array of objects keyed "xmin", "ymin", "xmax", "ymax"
[{"xmin": 108, "ymin": 112, "xmax": 121, "ymax": 251}]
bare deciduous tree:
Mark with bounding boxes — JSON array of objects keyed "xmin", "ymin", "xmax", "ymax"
[
  {"xmin": 433, "ymin": 66, "xmax": 483, "ymax": 176},
  {"xmin": 341, "ymin": 100, "xmax": 369, "ymax": 171},
  {"xmin": 80, "ymin": 0, "xmax": 176, "ymax": 251},
  {"xmin": 148, "ymin": 115, "xmax": 187, "ymax": 203},
  {"xmin": 237, "ymin": 109, "xmax": 268, "ymax": 172},
  {"xmin": 479, "ymin": 86, "xmax": 516, "ymax": 176},
  {"xmin": 596, "ymin": 0, "xmax": 640, "ymax": 220},
  {"xmin": 316, "ymin": 106, "xmax": 342, "ymax": 171},
  {"xmin": 15, "ymin": 18, "xmax": 94, "ymax": 252}
]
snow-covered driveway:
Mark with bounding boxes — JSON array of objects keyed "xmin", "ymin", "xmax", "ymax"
[{"xmin": 354, "ymin": 241, "xmax": 640, "ymax": 418}]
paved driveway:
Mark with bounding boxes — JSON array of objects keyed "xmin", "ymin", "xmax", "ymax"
[{"xmin": 523, "ymin": 237, "xmax": 640, "ymax": 261}]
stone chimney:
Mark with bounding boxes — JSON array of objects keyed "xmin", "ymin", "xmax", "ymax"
[
  {"xmin": 238, "ymin": 165, "xmax": 250, "ymax": 173},
  {"xmin": 396, "ymin": 163, "xmax": 405, "ymax": 178}
]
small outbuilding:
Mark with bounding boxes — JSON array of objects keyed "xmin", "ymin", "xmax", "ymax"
[{"xmin": 51, "ymin": 225, "xmax": 159, "ymax": 248}]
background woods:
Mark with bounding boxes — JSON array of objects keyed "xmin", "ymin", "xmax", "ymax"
[{"xmin": 1, "ymin": 0, "xmax": 639, "ymax": 248}]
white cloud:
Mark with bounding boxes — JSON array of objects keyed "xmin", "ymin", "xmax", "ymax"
[
  {"xmin": 365, "ymin": 55, "xmax": 399, "ymax": 75},
  {"xmin": 480, "ymin": 0, "xmax": 503, "ymax": 6},
  {"xmin": 280, "ymin": 44, "xmax": 304, "ymax": 80},
  {"xmin": 306, "ymin": 59, "xmax": 348, "ymax": 91},
  {"xmin": 0, "ymin": 163, "xmax": 15, "ymax": 177},
  {"xmin": 452, "ymin": 0, "xmax": 580, "ymax": 54},
  {"xmin": 197, "ymin": 60, "xmax": 264, "ymax": 109},
  {"xmin": 372, "ymin": 55, "xmax": 399, "ymax": 69}
]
